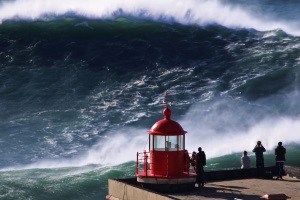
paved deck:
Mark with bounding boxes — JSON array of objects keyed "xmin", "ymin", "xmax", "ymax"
[
  {"xmin": 107, "ymin": 166, "xmax": 300, "ymax": 200},
  {"xmin": 168, "ymin": 176, "xmax": 300, "ymax": 200}
]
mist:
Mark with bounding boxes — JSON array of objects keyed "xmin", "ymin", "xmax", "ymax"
[
  {"xmin": 2, "ymin": 100, "xmax": 300, "ymax": 170},
  {"xmin": 182, "ymin": 93, "xmax": 300, "ymax": 156}
]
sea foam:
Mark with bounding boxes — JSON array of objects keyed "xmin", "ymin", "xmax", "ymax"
[{"xmin": 1, "ymin": 0, "xmax": 300, "ymax": 35}]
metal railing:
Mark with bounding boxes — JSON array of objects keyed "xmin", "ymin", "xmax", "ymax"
[
  {"xmin": 136, "ymin": 151, "xmax": 150, "ymax": 176},
  {"xmin": 136, "ymin": 151, "xmax": 196, "ymax": 177}
]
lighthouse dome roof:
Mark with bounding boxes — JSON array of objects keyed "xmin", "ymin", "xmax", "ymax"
[{"xmin": 148, "ymin": 107, "xmax": 187, "ymax": 135}]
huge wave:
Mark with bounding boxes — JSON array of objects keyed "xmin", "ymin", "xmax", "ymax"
[
  {"xmin": 1, "ymin": 0, "xmax": 300, "ymax": 170},
  {"xmin": 1, "ymin": 0, "xmax": 300, "ymax": 35}
]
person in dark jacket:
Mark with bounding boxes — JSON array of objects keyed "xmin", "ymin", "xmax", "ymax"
[
  {"xmin": 196, "ymin": 147, "xmax": 206, "ymax": 187},
  {"xmin": 252, "ymin": 140, "xmax": 266, "ymax": 177},
  {"xmin": 275, "ymin": 141, "xmax": 286, "ymax": 180}
]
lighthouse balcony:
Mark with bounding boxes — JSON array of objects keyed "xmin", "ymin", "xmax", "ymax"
[{"xmin": 136, "ymin": 151, "xmax": 197, "ymax": 181}]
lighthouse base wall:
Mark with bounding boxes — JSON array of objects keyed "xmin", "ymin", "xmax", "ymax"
[
  {"xmin": 107, "ymin": 179, "xmax": 173, "ymax": 200},
  {"xmin": 137, "ymin": 176, "xmax": 196, "ymax": 184},
  {"xmin": 141, "ymin": 182, "xmax": 196, "ymax": 193}
]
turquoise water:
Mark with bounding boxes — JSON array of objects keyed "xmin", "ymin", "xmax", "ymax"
[{"xmin": 1, "ymin": 0, "xmax": 300, "ymax": 199}]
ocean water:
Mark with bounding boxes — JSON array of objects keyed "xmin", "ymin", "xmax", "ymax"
[{"xmin": 1, "ymin": 0, "xmax": 300, "ymax": 199}]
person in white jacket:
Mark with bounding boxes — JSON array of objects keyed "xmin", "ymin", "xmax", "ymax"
[{"xmin": 241, "ymin": 151, "xmax": 251, "ymax": 169}]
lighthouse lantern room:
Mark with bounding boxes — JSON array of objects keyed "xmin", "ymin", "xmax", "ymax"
[{"xmin": 136, "ymin": 96, "xmax": 196, "ymax": 192}]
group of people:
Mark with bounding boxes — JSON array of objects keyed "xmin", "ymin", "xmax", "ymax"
[
  {"xmin": 241, "ymin": 141, "xmax": 286, "ymax": 179},
  {"xmin": 190, "ymin": 141, "xmax": 286, "ymax": 188}
]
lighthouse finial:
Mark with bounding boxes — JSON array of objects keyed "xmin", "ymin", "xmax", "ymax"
[
  {"xmin": 164, "ymin": 91, "xmax": 169, "ymax": 108},
  {"xmin": 163, "ymin": 91, "xmax": 172, "ymax": 120},
  {"xmin": 163, "ymin": 90, "xmax": 176, "ymax": 107}
]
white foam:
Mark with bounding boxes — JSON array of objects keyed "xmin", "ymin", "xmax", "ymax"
[
  {"xmin": 1, "ymin": 0, "xmax": 300, "ymax": 35},
  {"xmin": 183, "ymin": 104, "xmax": 300, "ymax": 159},
  {"xmin": 0, "ymin": 127, "xmax": 147, "ymax": 171},
  {"xmin": 79, "ymin": 127, "xmax": 147, "ymax": 166},
  {"xmin": 70, "ymin": 108, "xmax": 300, "ymax": 165},
  {"xmin": 2, "ymin": 98, "xmax": 300, "ymax": 171}
]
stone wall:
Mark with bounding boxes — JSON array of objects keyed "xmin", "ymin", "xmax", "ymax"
[
  {"xmin": 107, "ymin": 179, "xmax": 173, "ymax": 200},
  {"xmin": 284, "ymin": 165, "xmax": 300, "ymax": 179},
  {"xmin": 204, "ymin": 166, "xmax": 276, "ymax": 181}
]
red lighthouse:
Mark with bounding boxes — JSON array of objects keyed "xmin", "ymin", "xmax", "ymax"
[{"xmin": 136, "ymin": 100, "xmax": 196, "ymax": 192}]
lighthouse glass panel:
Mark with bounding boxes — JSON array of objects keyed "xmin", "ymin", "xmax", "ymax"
[
  {"xmin": 166, "ymin": 135, "xmax": 184, "ymax": 151},
  {"xmin": 153, "ymin": 135, "xmax": 165, "ymax": 151},
  {"xmin": 178, "ymin": 135, "xmax": 184, "ymax": 150},
  {"xmin": 166, "ymin": 136, "xmax": 176, "ymax": 151},
  {"xmin": 149, "ymin": 135, "xmax": 153, "ymax": 150}
]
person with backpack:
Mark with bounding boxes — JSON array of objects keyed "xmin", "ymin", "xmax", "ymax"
[{"xmin": 275, "ymin": 142, "xmax": 286, "ymax": 180}]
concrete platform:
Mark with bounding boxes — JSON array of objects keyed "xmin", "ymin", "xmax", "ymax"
[
  {"xmin": 169, "ymin": 176, "xmax": 300, "ymax": 199},
  {"xmin": 107, "ymin": 166, "xmax": 300, "ymax": 200}
]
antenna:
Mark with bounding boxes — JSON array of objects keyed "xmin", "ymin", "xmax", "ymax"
[
  {"xmin": 164, "ymin": 91, "xmax": 169, "ymax": 108},
  {"xmin": 162, "ymin": 90, "xmax": 175, "ymax": 107}
]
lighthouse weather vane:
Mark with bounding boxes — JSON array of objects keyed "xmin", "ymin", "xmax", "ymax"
[{"xmin": 163, "ymin": 91, "xmax": 175, "ymax": 108}]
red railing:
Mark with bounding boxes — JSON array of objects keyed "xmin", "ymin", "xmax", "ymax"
[
  {"xmin": 136, "ymin": 151, "xmax": 196, "ymax": 177},
  {"xmin": 136, "ymin": 151, "xmax": 150, "ymax": 175}
]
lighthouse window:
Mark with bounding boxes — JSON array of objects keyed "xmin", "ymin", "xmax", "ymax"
[
  {"xmin": 166, "ymin": 136, "xmax": 177, "ymax": 151},
  {"xmin": 153, "ymin": 135, "xmax": 165, "ymax": 151},
  {"xmin": 178, "ymin": 135, "xmax": 184, "ymax": 150},
  {"xmin": 152, "ymin": 135, "xmax": 185, "ymax": 151}
]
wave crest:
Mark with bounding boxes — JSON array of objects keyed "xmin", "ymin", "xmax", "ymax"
[{"xmin": 1, "ymin": 0, "xmax": 300, "ymax": 35}]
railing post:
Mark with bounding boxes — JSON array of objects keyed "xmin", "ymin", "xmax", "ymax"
[
  {"xmin": 186, "ymin": 152, "xmax": 190, "ymax": 175},
  {"xmin": 136, "ymin": 152, "xmax": 139, "ymax": 174},
  {"xmin": 167, "ymin": 154, "xmax": 168, "ymax": 177},
  {"xmin": 195, "ymin": 155, "xmax": 198, "ymax": 175},
  {"xmin": 144, "ymin": 151, "xmax": 148, "ymax": 176}
]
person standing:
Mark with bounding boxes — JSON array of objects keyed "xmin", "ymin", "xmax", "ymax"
[
  {"xmin": 190, "ymin": 151, "xmax": 197, "ymax": 171},
  {"xmin": 241, "ymin": 151, "xmax": 251, "ymax": 169},
  {"xmin": 252, "ymin": 141, "xmax": 266, "ymax": 177},
  {"xmin": 196, "ymin": 147, "xmax": 206, "ymax": 187},
  {"xmin": 275, "ymin": 142, "xmax": 286, "ymax": 180}
]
